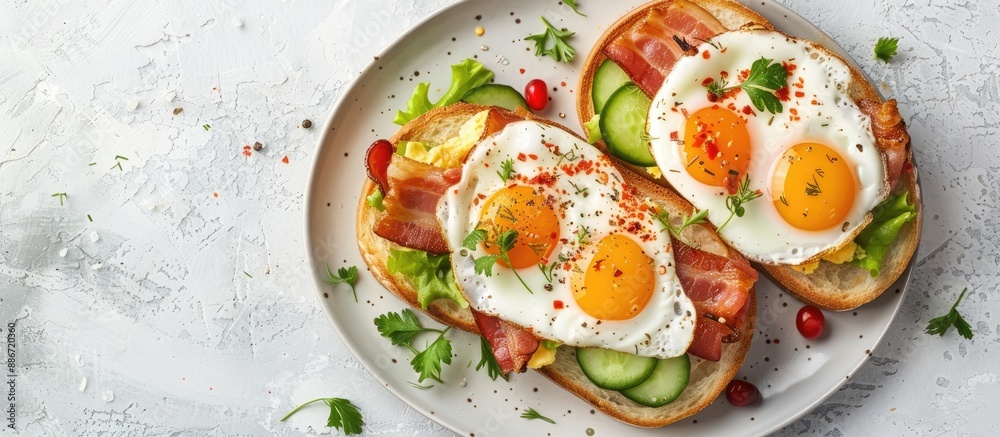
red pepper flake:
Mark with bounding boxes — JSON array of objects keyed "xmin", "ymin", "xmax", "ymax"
[
  {"xmin": 519, "ymin": 68, "xmax": 526, "ymax": 74},
  {"xmin": 517, "ymin": 152, "xmax": 527, "ymax": 162},
  {"xmin": 701, "ymin": 77, "xmax": 715, "ymax": 86},
  {"xmin": 613, "ymin": 269, "xmax": 624, "ymax": 278},
  {"xmin": 705, "ymin": 139, "xmax": 720, "ymax": 160},
  {"xmin": 776, "ymin": 87, "xmax": 791, "ymax": 102},
  {"xmin": 528, "ymin": 154, "xmax": 538, "ymax": 160},
  {"xmin": 681, "ymin": 107, "xmax": 690, "ymax": 119},
  {"xmin": 789, "ymin": 108, "xmax": 799, "ymax": 116},
  {"xmin": 720, "ymin": 70, "xmax": 729, "ymax": 78},
  {"xmin": 560, "ymin": 81, "xmax": 567, "ymax": 87},
  {"xmin": 724, "ymin": 175, "xmax": 739, "ymax": 195},
  {"xmin": 782, "ymin": 61, "xmax": 797, "ymax": 76},
  {"xmin": 213, "ymin": 192, "xmax": 219, "ymax": 198},
  {"xmin": 773, "ymin": 339, "xmax": 780, "ymax": 344},
  {"xmin": 702, "ymin": 50, "xmax": 711, "ymax": 59},
  {"xmin": 553, "ymin": 300, "xmax": 564, "ymax": 309},
  {"xmin": 707, "ymin": 93, "xmax": 719, "ymax": 103},
  {"xmin": 669, "ymin": 131, "xmax": 679, "ymax": 140},
  {"xmin": 594, "ymin": 259, "xmax": 604, "ymax": 272},
  {"xmin": 720, "ymin": 47, "xmax": 728, "ymax": 54},
  {"xmin": 742, "ymin": 105, "xmax": 753, "ymax": 115},
  {"xmin": 795, "ymin": 91, "xmax": 805, "ymax": 98},
  {"xmin": 242, "ymin": 145, "xmax": 252, "ymax": 157},
  {"xmin": 738, "ymin": 69, "xmax": 750, "ymax": 82},
  {"xmin": 281, "ymin": 156, "xmax": 289, "ymax": 164}
]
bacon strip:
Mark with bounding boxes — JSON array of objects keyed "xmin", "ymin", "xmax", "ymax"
[
  {"xmin": 365, "ymin": 141, "xmax": 461, "ymax": 254},
  {"xmin": 472, "ymin": 310, "xmax": 540, "ymax": 374},
  {"xmin": 672, "ymin": 239, "xmax": 757, "ymax": 326},
  {"xmin": 603, "ymin": 1, "xmax": 726, "ymax": 96},
  {"xmin": 859, "ymin": 99, "xmax": 910, "ymax": 188},
  {"xmin": 688, "ymin": 316, "xmax": 734, "ymax": 362}
]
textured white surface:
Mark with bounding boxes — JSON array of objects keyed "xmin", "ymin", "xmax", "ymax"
[{"xmin": 1, "ymin": 0, "xmax": 997, "ymax": 435}]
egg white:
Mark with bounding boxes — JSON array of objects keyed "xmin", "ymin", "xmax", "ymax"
[
  {"xmin": 647, "ymin": 30, "xmax": 888, "ymax": 265},
  {"xmin": 437, "ymin": 120, "xmax": 696, "ymax": 359}
]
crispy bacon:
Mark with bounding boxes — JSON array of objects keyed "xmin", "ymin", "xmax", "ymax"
[
  {"xmin": 603, "ymin": 0, "xmax": 726, "ymax": 96},
  {"xmin": 365, "ymin": 141, "xmax": 461, "ymax": 254},
  {"xmin": 672, "ymin": 239, "xmax": 757, "ymax": 325},
  {"xmin": 472, "ymin": 310, "xmax": 540, "ymax": 374},
  {"xmin": 687, "ymin": 316, "xmax": 734, "ymax": 362},
  {"xmin": 859, "ymin": 99, "xmax": 910, "ymax": 188}
]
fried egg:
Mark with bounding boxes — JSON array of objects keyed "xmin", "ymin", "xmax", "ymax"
[
  {"xmin": 438, "ymin": 120, "xmax": 696, "ymax": 359},
  {"xmin": 647, "ymin": 30, "xmax": 889, "ymax": 265}
]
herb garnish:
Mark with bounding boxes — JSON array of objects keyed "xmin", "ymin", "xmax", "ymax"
[
  {"xmin": 538, "ymin": 260, "xmax": 558, "ymax": 283},
  {"xmin": 202, "ymin": 124, "xmax": 211, "ymax": 131},
  {"xmin": 375, "ymin": 309, "xmax": 453, "ymax": 383},
  {"xmin": 874, "ymin": 37, "xmax": 899, "ymax": 63},
  {"xmin": 576, "ymin": 225, "xmax": 591, "ymax": 245},
  {"xmin": 654, "ymin": 208, "xmax": 709, "ymax": 239},
  {"xmin": 476, "ymin": 337, "xmax": 508, "ymax": 381},
  {"xmin": 717, "ymin": 175, "xmax": 763, "ymax": 231},
  {"xmin": 525, "ymin": 17, "xmax": 576, "ymax": 63},
  {"xmin": 498, "ymin": 158, "xmax": 516, "ymax": 183},
  {"xmin": 281, "ymin": 397, "xmax": 364, "ymax": 435},
  {"xmin": 324, "ymin": 263, "xmax": 359, "ymax": 302},
  {"xmin": 464, "ymin": 228, "xmax": 534, "ymax": 293},
  {"xmin": 705, "ymin": 57, "xmax": 789, "ymax": 114},
  {"xmin": 925, "ymin": 288, "xmax": 974, "ymax": 339},
  {"xmin": 804, "ymin": 175, "xmax": 822, "ymax": 197},
  {"xmin": 563, "ymin": 0, "xmax": 585, "ymax": 16},
  {"xmin": 51, "ymin": 192, "xmax": 67, "ymax": 206},
  {"xmin": 520, "ymin": 407, "xmax": 556, "ymax": 424}
]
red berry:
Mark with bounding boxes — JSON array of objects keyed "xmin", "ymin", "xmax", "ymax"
[
  {"xmin": 524, "ymin": 79, "xmax": 548, "ymax": 111},
  {"xmin": 796, "ymin": 305, "xmax": 825, "ymax": 340},
  {"xmin": 725, "ymin": 380, "xmax": 760, "ymax": 407}
]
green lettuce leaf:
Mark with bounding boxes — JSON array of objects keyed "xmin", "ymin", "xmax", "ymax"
[
  {"xmin": 365, "ymin": 189, "xmax": 385, "ymax": 211},
  {"xmin": 584, "ymin": 114, "xmax": 602, "ymax": 144},
  {"xmin": 393, "ymin": 59, "xmax": 494, "ymax": 125},
  {"xmin": 852, "ymin": 191, "xmax": 916, "ymax": 277},
  {"xmin": 387, "ymin": 248, "xmax": 469, "ymax": 309}
]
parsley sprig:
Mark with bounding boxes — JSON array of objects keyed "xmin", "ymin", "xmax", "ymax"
[
  {"xmin": 51, "ymin": 192, "xmax": 68, "ymax": 206},
  {"xmin": 463, "ymin": 228, "xmax": 534, "ymax": 293},
  {"xmin": 281, "ymin": 397, "xmax": 364, "ymax": 435},
  {"xmin": 324, "ymin": 263, "xmax": 359, "ymax": 302},
  {"xmin": 476, "ymin": 337, "xmax": 508, "ymax": 381},
  {"xmin": 654, "ymin": 208, "xmax": 709, "ymax": 240},
  {"xmin": 925, "ymin": 288, "xmax": 974, "ymax": 339},
  {"xmin": 497, "ymin": 158, "xmax": 516, "ymax": 183},
  {"xmin": 563, "ymin": 0, "xmax": 585, "ymax": 16},
  {"xmin": 520, "ymin": 407, "xmax": 556, "ymax": 424},
  {"xmin": 874, "ymin": 37, "xmax": 899, "ymax": 63},
  {"xmin": 717, "ymin": 175, "xmax": 763, "ymax": 231},
  {"xmin": 706, "ymin": 57, "xmax": 789, "ymax": 114},
  {"xmin": 374, "ymin": 309, "xmax": 453, "ymax": 383},
  {"xmin": 525, "ymin": 17, "xmax": 576, "ymax": 63}
]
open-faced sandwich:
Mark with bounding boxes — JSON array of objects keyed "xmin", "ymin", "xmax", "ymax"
[
  {"xmin": 357, "ymin": 98, "xmax": 758, "ymax": 426},
  {"xmin": 577, "ymin": 0, "xmax": 922, "ymax": 311}
]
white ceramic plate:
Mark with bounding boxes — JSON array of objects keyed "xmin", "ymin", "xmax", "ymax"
[{"xmin": 305, "ymin": 0, "xmax": 917, "ymax": 434}]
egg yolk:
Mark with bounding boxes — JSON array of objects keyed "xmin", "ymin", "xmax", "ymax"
[
  {"xmin": 573, "ymin": 234, "xmax": 655, "ymax": 321},
  {"xmin": 771, "ymin": 142, "xmax": 857, "ymax": 231},
  {"xmin": 478, "ymin": 185, "xmax": 560, "ymax": 269},
  {"xmin": 682, "ymin": 106, "xmax": 752, "ymax": 193}
]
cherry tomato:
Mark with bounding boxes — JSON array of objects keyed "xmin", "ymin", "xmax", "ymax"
[
  {"xmin": 725, "ymin": 380, "xmax": 760, "ymax": 407},
  {"xmin": 524, "ymin": 79, "xmax": 548, "ymax": 111},
  {"xmin": 796, "ymin": 305, "xmax": 825, "ymax": 340}
]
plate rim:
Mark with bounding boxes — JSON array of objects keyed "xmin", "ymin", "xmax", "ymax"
[{"xmin": 303, "ymin": 0, "xmax": 921, "ymax": 434}]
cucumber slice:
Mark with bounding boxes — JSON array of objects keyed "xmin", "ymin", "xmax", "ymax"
[
  {"xmin": 576, "ymin": 347, "xmax": 658, "ymax": 391},
  {"xmin": 461, "ymin": 84, "xmax": 529, "ymax": 112},
  {"xmin": 620, "ymin": 354, "xmax": 691, "ymax": 407},
  {"xmin": 599, "ymin": 84, "xmax": 656, "ymax": 167},
  {"xmin": 592, "ymin": 59, "xmax": 632, "ymax": 114}
]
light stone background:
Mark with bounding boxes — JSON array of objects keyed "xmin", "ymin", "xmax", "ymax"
[{"xmin": 1, "ymin": 0, "xmax": 997, "ymax": 435}]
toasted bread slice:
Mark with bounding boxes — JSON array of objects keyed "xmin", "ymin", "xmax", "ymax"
[
  {"xmin": 356, "ymin": 102, "xmax": 755, "ymax": 427},
  {"xmin": 575, "ymin": 0, "xmax": 921, "ymax": 311}
]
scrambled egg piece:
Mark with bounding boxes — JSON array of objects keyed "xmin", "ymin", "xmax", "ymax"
[
  {"xmin": 527, "ymin": 344, "xmax": 557, "ymax": 369},
  {"xmin": 793, "ymin": 241, "xmax": 860, "ymax": 274},
  {"xmin": 646, "ymin": 166, "xmax": 663, "ymax": 179},
  {"xmin": 403, "ymin": 110, "xmax": 489, "ymax": 168}
]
